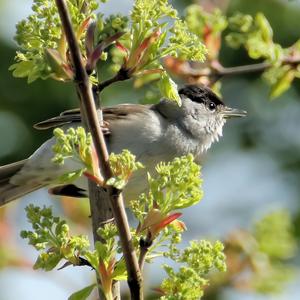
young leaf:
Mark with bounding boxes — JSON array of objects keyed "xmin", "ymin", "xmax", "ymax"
[
  {"xmin": 270, "ymin": 69, "xmax": 296, "ymax": 99},
  {"xmin": 68, "ymin": 284, "xmax": 96, "ymax": 300},
  {"xmin": 158, "ymin": 73, "xmax": 181, "ymax": 105}
]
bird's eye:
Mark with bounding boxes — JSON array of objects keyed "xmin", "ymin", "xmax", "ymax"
[{"xmin": 208, "ymin": 102, "xmax": 216, "ymax": 111}]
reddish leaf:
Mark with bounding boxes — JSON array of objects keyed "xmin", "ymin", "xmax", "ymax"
[
  {"xmin": 127, "ymin": 29, "xmax": 161, "ymax": 68},
  {"xmin": 85, "ymin": 22, "xmax": 96, "ymax": 57},
  {"xmin": 162, "ymin": 56, "xmax": 189, "ymax": 76},
  {"xmin": 155, "ymin": 212, "xmax": 182, "ymax": 231},
  {"xmin": 76, "ymin": 17, "xmax": 91, "ymax": 40},
  {"xmin": 171, "ymin": 219, "xmax": 187, "ymax": 232},
  {"xmin": 203, "ymin": 25, "xmax": 221, "ymax": 59},
  {"xmin": 152, "ymin": 287, "xmax": 166, "ymax": 295},
  {"xmin": 58, "ymin": 32, "xmax": 67, "ymax": 61},
  {"xmin": 139, "ymin": 29, "xmax": 161, "ymax": 55},
  {"xmin": 61, "ymin": 63, "xmax": 74, "ymax": 80},
  {"xmin": 86, "ymin": 31, "xmax": 125, "ymax": 72},
  {"xmin": 99, "ymin": 260, "xmax": 109, "ymax": 278},
  {"xmin": 116, "ymin": 41, "xmax": 129, "ymax": 54},
  {"xmin": 149, "ymin": 212, "xmax": 182, "ymax": 237},
  {"xmin": 107, "ymin": 258, "xmax": 116, "ymax": 274},
  {"xmin": 98, "ymin": 260, "xmax": 113, "ymax": 296}
]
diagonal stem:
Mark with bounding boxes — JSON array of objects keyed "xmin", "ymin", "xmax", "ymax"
[
  {"xmin": 187, "ymin": 57, "xmax": 300, "ymax": 79},
  {"xmin": 97, "ymin": 67, "xmax": 131, "ymax": 92},
  {"xmin": 138, "ymin": 233, "xmax": 153, "ymax": 271},
  {"xmin": 54, "ymin": 0, "xmax": 143, "ymax": 299}
]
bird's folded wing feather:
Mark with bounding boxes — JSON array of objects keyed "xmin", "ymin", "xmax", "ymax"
[{"xmin": 33, "ymin": 104, "xmax": 151, "ymax": 130}]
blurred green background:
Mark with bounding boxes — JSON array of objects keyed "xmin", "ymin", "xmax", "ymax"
[{"xmin": 0, "ymin": 0, "xmax": 300, "ymax": 299}]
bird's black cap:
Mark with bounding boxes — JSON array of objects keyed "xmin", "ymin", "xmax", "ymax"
[{"xmin": 179, "ymin": 85, "xmax": 224, "ymax": 107}]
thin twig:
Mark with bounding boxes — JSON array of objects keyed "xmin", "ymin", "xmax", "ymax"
[
  {"xmin": 138, "ymin": 234, "xmax": 153, "ymax": 270},
  {"xmin": 214, "ymin": 62, "xmax": 271, "ymax": 76},
  {"xmin": 98, "ymin": 67, "xmax": 131, "ymax": 92},
  {"xmin": 189, "ymin": 57, "xmax": 300, "ymax": 79},
  {"xmin": 54, "ymin": 1, "xmax": 143, "ymax": 299}
]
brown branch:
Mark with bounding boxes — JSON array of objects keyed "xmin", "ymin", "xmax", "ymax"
[
  {"xmin": 138, "ymin": 234, "xmax": 153, "ymax": 270},
  {"xmin": 54, "ymin": 1, "xmax": 143, "ymax": 299},
  {"xmin": 213, "ymin": 62, "xmax": 271, "ymax": 77},
  {"xmin": 190, "ymin": 57, "xmax": 300, "ymax": 79}
]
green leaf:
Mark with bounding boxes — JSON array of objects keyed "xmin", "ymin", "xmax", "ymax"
[
  {"xmin": 159, "ymin": 239, "xmax": 226, "ymax": 299},
  {"xmin": 83, "ymin": 251, "xmax": 99, "ymax": 270},
  {"xmin": 56, "ymin": 169, "xmax": 85, "ymax": 184},
  {"xmin": 9, "ymin": 61, "xmax": 35, "ymax": 78},
  {"xmin": 68, "ymin": 284, "xmax": 97, "ymax": 300},
  {"xmin": 112, "ymin": 258, "xmax": 127, "ymax": 281},
  {"xmin": 21, "ymin": 205, "xmax": 91, "ymax": 272},
  {"xmin": 270, "ymin": 69, "xmax": 295, "ymax": 99},
  {"xmin": 158, "ymin": 73, "xmax": 181, "ymax": 105},
  {"xmin": 167, "ymin": 20, "xmax": 207, "ymax": 61},
  {"xmin": 11, "ymin": 0, "xmax": 100, "ymax": 82},
  {"xmin": 255, "ymin": 13, "xmax": 273, "ymax": 42},
  {"xmin": 185, "ymin": 5, "xmax": 228, "ymax": 39},
  {"xmin": 108, "ymin": 150, "xmax": 144, "ymax": 189},
  {"xmin": 52, "ymin": 127, "xmax": 97, "ymax": 184},
  {"xmin": 254, "ymin": 210, "xmax": 297, "ymax": 259},
  {"xmin": 33, "ymin": 252, "xmax": 62, "ymax": 271},
  {"xmin": 45, "ymin": 48, "xmax": 74, "ymax": 80},
  {"xmin": 114, "ymin": 179, "xmax": 126, "ymax": 190},
  {"xmin": 226, "ymin": 12, "xmax": 283, "ymax": 63},
  {"xmin": 106, "ymin": 177, "xmax": 117, "ymax": 186}
]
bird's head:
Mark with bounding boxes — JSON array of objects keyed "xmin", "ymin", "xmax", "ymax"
[
  {"xmin": 156, "ymin": 85, "xmax": 247, "ymax": 152},
  {"xmin": 178, "ymin": 85, "xmax": 246, "ymax": 150}
]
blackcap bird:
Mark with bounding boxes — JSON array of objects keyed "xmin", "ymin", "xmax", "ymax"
[{"xmin": 0, "ymin": 85, "xmax": 246, "ymax": 206}]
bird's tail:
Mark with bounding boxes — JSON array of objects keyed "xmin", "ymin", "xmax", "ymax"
[{"xmin": 0, "ymin": 160, "xmax": 43, "ymax": 207}]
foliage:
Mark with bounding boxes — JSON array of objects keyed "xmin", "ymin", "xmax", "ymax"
[
  {"xmin": 163, "ymin": 5, "xmax": 300, "ymax": 99},
  {"xmin": 226, "ymin": 13, "xmax": 282, "ymax": 62},
  {"xmin": 107, "ymin": 149, "xmax": 144, "ymax": 189},
  {"xmin": 221, "ymin": 210, "xmax": 298, "ymax": 295},
  {"xmin": 185, "ymin": 5, "xmax": 227, "ymax": 40},
  {"xmin": 10, "ymin": 0, "xmax": 207, "ymax": 104},
  {"xmin": 96, "ymin": 14, "xmax": 129, "ymax": 45},
  {"xmin": 226, "ymin": 12, "xmax": 300, "ymax": 99},
  {"xmin": 20, "ymin": 205, "xmax": 126, "ymax": 299},
  {"xmin": 254, "ymin": 210, "xmax": 297, "ymax": 260},
  {"xmin": 68, "ymin": 284, "xmax": 97, "ymax": 300},
  {"xmin": 128, "ymin": 154, "xmax": 223, "ymax": 299},
  {"xmin": 131, "ymin": 154, "xmax": 202, "ymax": 224},
  {"xmin": 251, "ymin": 211, "xmax": 297, "ymax": 294},
  {"xmin": 158, "ymin": 72, "xmax": 182, "ymax": 105},
  {"xmin": 52, "ymin": 127, "xmax": 99, "ymax": 184},
  {"xmin": 52, "ymin": 127, "xmax": 144, "ymax": 189},
  {"xmin": 21, "ymin": 152, "xmax": 226, "ymax": 299},
  {"xmin": 48, "ymin": 123, "xmax": 226, "ymax": 298},
  {"xmin": 109, "ymin": 0, "xmax": 207, "ymax": 102},
  {"xmin": 9, "ymin": 0, "xmax": 100, "ymax": 82},
  {"xmin": 160, "ymin": 240, "xmax": 226, "ymax": 299},
  {"xmin": 11, "ymin": 1, "xmax": 299, "ymax": 299},
  {"xmin": 185, "ymin": 4, "xmax": 227, "ymax": 60},
  {"xmin": 129, "ymin": 0, "xmax": 206, "ymax": 62},
  {"xmin": 20, "ymin": 205, "xmax": 90, "ymax": 271}
]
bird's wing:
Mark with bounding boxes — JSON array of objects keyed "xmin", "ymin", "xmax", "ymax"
[
  {"xmin": 33, "ymin": 108, "xmax": 82, "ymax": 129},
  {"xmin": 33, "ymin": 104, "xmax": 151, "ymax": 130}
]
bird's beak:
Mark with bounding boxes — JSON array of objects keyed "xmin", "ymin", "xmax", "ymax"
[{"xmin": 222, "ymin": 107, "xmax": 247, "ymax": 119}]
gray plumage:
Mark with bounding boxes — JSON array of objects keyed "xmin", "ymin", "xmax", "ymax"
[{"xmin": 0, "ymin": 85, "xmax": 246, "ymax": 206}]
